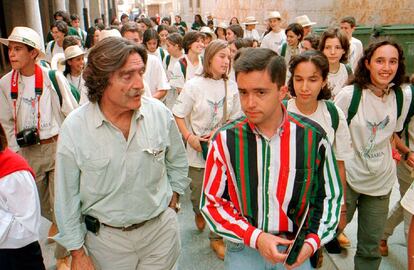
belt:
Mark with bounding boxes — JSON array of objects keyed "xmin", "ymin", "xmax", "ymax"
[
  {"xmin": 40, "ymin": 134, "xmax": 58, "ymax": 145},
  {"xmin": 102, "ymin": 220, "xmax": 148, "ymax": 231}
]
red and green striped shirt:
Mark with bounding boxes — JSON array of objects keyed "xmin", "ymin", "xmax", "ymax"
[{"xmin": 201, "ymin": 111, "xmax": 343, "ymax": 253}]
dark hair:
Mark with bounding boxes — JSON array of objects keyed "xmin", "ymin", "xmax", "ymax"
[
  {"xmin": 175, "ymin": 15, "xmax": 182, "ymax": 22},
  {"xmin": 166, "ymin": 33, "xmax": 183, "ymax": 49},
  {"xmin": 0, "ymin": 123, "xmax": 7, "ymax": 151},
  {"xmin": 234, "ymin": 48, "xmax": 286, "ymax": 87},
  {"xmin": 288, "ymin": 51, "xmax": 332, "ymax": 100},
  {"xmin": 121, "ymin": 22, "xmax": 142, "ymax": 37},
  {"xmin": 231, "ymin": 38, "xmax": 253, "ymax": 49},
  {"xmin": 63, "ymin": 35, "xmax": 81, "ymax": 50},
  {"xmin": 111, "ymin": 17, "xmax": 120, "ymax": 26},
  {"xmin": 215, "ymin": 26, "xmax": 226, "ymax": 37},
  {"xmin": 120, "ymin": 14, "xmax": 129, "ymax": 21},
  {"xmin": 54, "ymin": 10, "xmax": 71, "ymax": 24},
  {"xmin": 94, "ymin": 17, "xmax": 103, "ymax": 25},
  {"xmin": 303, "ymin": 34, "xmax": 320, "ymax": 50},
  {"xmin": 341, "ymin": 16, "xmax": 356, "ymax": 28},
  {"xmin": 229, "ymin": 16, "xmax": 239, "ymax": 25},
  {"xmin": 350, "ymin": 38, "xmax": 406, "ymax": 89},
  {"xmin": 85, "ymin": 27, "xmax": 99, "ymax": 48},
  {"xmin": 161, "ymin": 17, "xmax": 171, "ymax": 25},
  {"xmin": 70, "ymin": 14, "xmax": 80, "ymax": 22},
  {"xmin": 182, "ymin": 32, "xmax": 204, "ymax": 54},
  {"xmin": 157, "ymin": 24, "xmax": 170, "ymax": 34},
  {"xmin": 51, "ymin": 20, "xmax": 69, "ymax": 35},
  {"xmin": 143, "ymin": 28, "xmax": 160, "ymax": 48},
  {"xmin": 319, "ymin": 27, "xmax": 350, "ymax": 63},
  {"xmin": 95, "ymin": 23, "xmax": 105, "ymax": 31},
  {"xmin": 150, "ymin": 16, "xmax": 159, "ymax": 26},
  {"xmin": 285, "ymin": 23, "xmax": 304, "ymax": 43},
  {"xmin": 83, "ymin": 37, "xmax": 147, "ymax": 103},
  {"xmin": 194, "ymin": 14, "xmax": 205, "ymax": 26},
  {"xmin": 138, "ymin": 18, "xmax": 152, "ymax": 29},
  {"xmin": 227, "ymin": 24, "xmax": 244, "ymax": 39}
]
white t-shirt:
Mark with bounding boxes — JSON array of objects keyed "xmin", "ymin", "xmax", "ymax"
[
  {"xmin": 286, "ymin": 99, "xmax": 354, "ymax": 161},
  {"xmin": 148, "ymin": 47, "xmax": 168, "ymax": 64},
  {"xmin": 349, "ymin": 37, "xmax": 363, "ymax": 72},
  {"xmin": 163, "ymin": 54, "xmax": 183, "ymax": 110},
  {"xmin": 328, "ymin": 63, "xmax": 349, "ymax": 98},
  {"xmin": 66, "ymin": 73, "xmax": 88, "ymax": 105},
  {"xmin": 45, "ymin": 41, "xmax": 64, "ymax": 63},
  {"xmin": 172, "ymin": 77, "xmax": 242, "ymax": 168},
  {"xmin": 401, "ymin": 181, "xmax": 414, "ymax": 215},
  {"xmin": 143, "ymin": 54, "xmax": 170, "ymax": 97},
  {"xmin": 244, "ymin": 29, "xmax": 260, "ymax": 41},
  {"xmin": 334, "ymin": 84, "xmax": 412, "ymax": 195},
  {"xmin": 260, "ymin": 30, "xmax": 286, "ymax": 53},
  {"xmin": 169, "ymin": 55, "xmax": 203, "ymax": 89}
]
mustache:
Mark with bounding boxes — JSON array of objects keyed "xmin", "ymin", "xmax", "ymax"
[{"xmin": 123, "ymin": 88, "xmax": 145, "ymax": 97}]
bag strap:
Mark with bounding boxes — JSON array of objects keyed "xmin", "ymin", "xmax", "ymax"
[
  {"xmin": 325, "ymin": 100, "xmax": 339, "ymax": 132},
  {"xmin": 179, "ymin": 58, "xmax": 187, "ymax": 80},
  {"xmin": 48, "ymin": 70, "xmax": 63, "ymax": 106},
  {"xmin": 395, "ymin": 86, "xmax": 403, "ymax": 120},
  {"xmin": 159, "ymin": 47, "xmax": 165, "ymax": 61},
  {"xmin": 282, "ymin": 99, "xmax": 288, "ymax": 107},
  {"xmin": 281, "ymin": 43, "xmax": 287, "ymax": 57},
  {"xmin": 220, "ymin": 80, "xmax": 228, "ymax": 126},
  {"xmin": 347, "ymin": 84, "xmax": 362, "ymax": 125},
  {"xmin": 166, "ymin": 55, "xmax": 171, "ymax": 69},
  {"xmin": 345, "ymin": 64, "xmax": 353, "ymax": 76},
  {"xmin": 50, "ymin": 41, "xmax": 55, "ymax": 53}
]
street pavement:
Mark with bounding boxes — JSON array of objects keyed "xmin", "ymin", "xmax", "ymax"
[{"xmin": 39, "ymin": 182, "xmax": 408, "ymax": 270}]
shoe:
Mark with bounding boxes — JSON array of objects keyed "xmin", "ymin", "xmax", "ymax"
[
  {"xmin": 195, "ymin": 213, "xmax": 206, "ymax": 231},
  {"xmin": 47, "ymin": 223, "xmax": 58, "ymax": 244},
  {"xmin": 379, "ymin": 240, "xmax": 388, "ymax": 257},
  {"xmin": 56, "ymin": 256, "xmax": 70, "ymax": 270},
  {"xmin": 337, "ymin": 232, "xmax": 351, "ymax": 248},
  {"xmin": 310, "ymin": 249, "xmax": 324, "ymax": 268},
  {"xmin": 210, "ymin": 239, "xmax": 226, "ymax": 260}
]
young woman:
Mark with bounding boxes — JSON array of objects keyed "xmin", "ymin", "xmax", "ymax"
[
  {"xmin": 85, "ymin": 26, "xmax": 101, "ymax": 50},
  {"xmin": 157, "ymin": 24, "xmax": 170, "ymax": 50},
  {"xmin": 170, "ymin": 31, "xmax": 205, "ymax": 92},
  {"xmin": 63, "ymin": 45, "xmax": 87, "ymax": 105},
  {"xmin": 143, "ymin": 28, "xmax": 167, "ymax": 63},
  {"xmin": 191, "ymin": 14, "xmax": 206, "ymax": 31},
  {"xmin": 229, "ymin": 16, "xmax": 239, "ymax": 25},
  {"xmin": 215, "ymin": 23, "xmax": 227, "ymax": 40},
  {"xmin": 286, "ymin": 51, "xmax": 354, "ymax": 266},
  {"xmin": 301, "ymin": 34, "xmax": 320, "ymax": 52},
  {"xmin": 260, "ymin": 11, "xmax": 286, "ymax": 53},
  {"xmin": 174, "ymin": 15, "xmax": 188, "ymax": 36},
  {"xmin": 172, "ymin": 40, "xmax": 242, "ymax": 260},
  {"xmin": 319, "ymin": 28, "xmax": 351, "ymax": 97},
  {"xmin": 279, "ymin": 23, "xmax": 304, "ymax": 65},
  {"xmin": 228, "ymin": 38, "xmax": 253, "ymax": 81},
  {"xmin": 334, "ymin": 39, "xmax": 411, "ymax": 270},
  {"xmin": 225, "ymin": 24, "xmax": 243, "ymax": 43},
  {"xmin": 163, "ymin": 33, "xmax": 184, "ymax": 109},
  {"xmin": 46, "ymin": 20, "xmax": 68, "ymax": 63}
]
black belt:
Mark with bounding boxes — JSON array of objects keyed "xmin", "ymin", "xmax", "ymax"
[{"xmin": 102, "ymin": 220, "xmax": 148, "ymax": 231}]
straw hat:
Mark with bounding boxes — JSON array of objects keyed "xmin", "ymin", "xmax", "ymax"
[
  {"xmin": 243, "ymin": 16, "xmax": 259, "ymax": 25},
  {"xmin": 62, "ymin": 45, "xmax": 85, "ymax": 64},
  {"xmin": 215, "ymin": 22, "xmax": 228, "ymax": 29},
  {"xmin": 266, "ymin": 11, "xmax": 281, "ymax": 20},
  {"xmin": 50, "ymin": 53, "xmax": 65, "ymax": 72},
  {"xmin": 98, "ymin": 29, "xmax": 122, "ymax": 41},
  {"xmin": 0, "ymin": 26, "xmax": 45, "ymax": 58},
  {"xmin": 200, "ymin": 27, "xmax": 217, "ymax": 39},
  {"xmin": 295, "ymin": 15, "xmax": 316, "ymax": 27}
]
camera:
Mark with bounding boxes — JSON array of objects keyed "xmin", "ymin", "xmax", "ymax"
[{"xmin": 16, "ymin": 128, "xmax": 40, "ymax": 147}]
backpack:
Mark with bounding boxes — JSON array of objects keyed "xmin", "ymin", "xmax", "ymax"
[
  {"xmin": 346, "ymin": 84, "xmax": 403, "ymax": 125},
  {"xmin": 179, "ymin": 56, "xmax": 204, "ymax": 80},
  {"xmin": 165, "ymin": 55, "xmax": 171, "ymax": 69},
  {"xmin": 48, "ymin": 70, "xmax": 81, "ymax": 105},
  {"xmin": 280, "ymin": 43, "xmax": 287, "ymax": 57},
  {"xmin": 399, "ymin": 85, "xmax": 414, "ymax": 146},
  {"xmin": 159, "ymin": 47, "xmax": 165, "ymax": 61},
  {"xmin": 282, "ymin": 99, "xmax": 339, "ymax": 132}
]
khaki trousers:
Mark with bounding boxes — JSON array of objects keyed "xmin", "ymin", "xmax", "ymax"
[{"xmin": 85, "ymin": 208, "xmax": 181, "ymax": 270}]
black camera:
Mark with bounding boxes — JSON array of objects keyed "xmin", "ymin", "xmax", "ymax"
[{"xmin": 16, "ymin": 128, "xmax": 40, "ymax": 147}]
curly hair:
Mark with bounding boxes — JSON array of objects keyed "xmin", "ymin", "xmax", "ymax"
[
  {"xmin": 350, "ymin": 38, "xmax": 406, "ymax": 89},
  {"xmin": 288, "ymin": 50, "xmax": 332, "ymax": 100},
  {"xmin": 83, "ymin": 37, "xmax": 148, "ymax": 103},
  {"xmin": 319, "ymin": 27, "xmax": 350, "ymax": 63},
  {"xmin": 51, "ymin": 20, "xmax": 68, "ymax": 35},
  {"xmin": 182, "ymin": 32, "xmax": 204, "ymax": 54}
]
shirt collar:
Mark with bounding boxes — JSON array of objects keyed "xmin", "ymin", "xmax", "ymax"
[{"xmin": 247, "ymin": 103, "xmax": 288, "ymax": 139}]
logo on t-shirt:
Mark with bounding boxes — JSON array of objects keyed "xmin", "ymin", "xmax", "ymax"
[{"xmin": 361, "ymin": 116, "xmax": 390, "ymax": 158}]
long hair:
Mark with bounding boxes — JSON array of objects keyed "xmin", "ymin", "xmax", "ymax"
[
  {"xmin": 288, "ymin": 51, "xmax": 332, "ymax": 100},
  {"xmin": 202, "ymin": 39, "xmax": 229, "ymax": 80},
  {"xmin": 350, "ymin": 38, "xmax": 406, "ymax": 89},
  {"xmin": 319, "ymin": 27, "xmax": 350, "ymax": 63},
  {"xmin": 83, "ymin": 37, "xmax": 147, "ymax": 103}
]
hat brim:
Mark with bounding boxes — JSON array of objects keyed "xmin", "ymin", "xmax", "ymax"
[
  {"xmin": 243, "ymin": 22, "xmax": 259, "ymax": 25},
  {"xmin": 62, "ymin": 52, "xmax": 86, "ymax": 64},
  {"xmin": 302, "ymin": 22, "xmax": 317, "ymax": 27},
  {"xmin": 0, "ymin": 37, "xmax": 46, "ymax": 58},
  {"xmin": 266, "ymin": 17, "xmax": 281, "ymax": 20}
]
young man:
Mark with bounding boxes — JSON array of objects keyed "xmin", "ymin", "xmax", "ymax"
[
  {"xmin": 340, "ymin": 16, "xmax": 363, "ymax": 72},
  {"xmin": 71, "ymin": 14, "xmax": 87, "ymax": 46},
  {"xmin": 201, "ymin": 48, "xmax": 343, "ymax": 269},
  {"xmin": 0, "ymin": 26, "xmax": 78, "ymax": 270},
  {"xmin": 243, "ymin": 16, "xmax": 260, "ymax": 41},
  {"xmin": 260, "ymin": 11, "xmax": 286, "ymax": 53},
  {"xmin": 54, "ymin": 37, "xmax": 189, "ymax": 270}
]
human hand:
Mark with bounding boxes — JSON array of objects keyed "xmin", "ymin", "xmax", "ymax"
[
  {"xmin": 187, "ymin": 134, "xmax": 208, "ymax": 152},
  {"xmin": 71, "ymin": 248, "xmax": 95, "ymax": 270},
  {"xmin": 406, "ymin": 152, "xmax": 414, "ymax": 168},
  {"xmin": 285, "ymin": 242, "xmax": 313, "ymax": 269},
  {"xmin": 256, "ymin": 232, "xmax": 293, "ymax": 265}
]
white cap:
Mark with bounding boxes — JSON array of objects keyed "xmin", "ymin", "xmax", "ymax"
[
  {"xmin": 243, "ymin": 16, "xmax": 259, "ymax": 25},
  {"xmin": 266, "ymin": 11, "xmax": 282, "ymax": 20},
  {"xmin": 99, "ymin": 29, "xmax": 122, "ymax": 41},
  {"xmin": 200, "ymin": 27, "xmax": 217, "ymax": 39},
  {"xmin": 295, "ymin": 15, "xmax": 317, "ymax": 27},
  {"xmin": 0, "ymin": 26, "xmax": 45, "ymax": 58},
  {"xmin": 62, "ymin": 45, "xmax": 85, "ymax": 64}
]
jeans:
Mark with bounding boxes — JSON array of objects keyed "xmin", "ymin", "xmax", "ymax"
[{"xmin": 224, "ymin": 240, "xmax": 312, "ymax": 270}]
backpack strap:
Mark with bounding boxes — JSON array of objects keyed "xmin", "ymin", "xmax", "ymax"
[
  {"xmin": 401, "ymin": 85, "xmax": 414, "ymax": 146},
  {"xmin": 345, "ymin": 64, "xmax": 353, "ymax": 76},
  {"xmin": 282, "ymin": 99, "xmax": 288, "ymax": 107},
  {"xmin": 280, "ymin": 43, "xmax": 287, "ymax": 57},
  {"xmin": 347, "ymin": 84, "xmax": 363, "ymax": 125},
  {"xmin": 179, "ymin": 57, "xmax": 188, "ymax": 80},
  {"xmin": 166, "ymin": 55, "xmax": 171, "ymax": 69},
  {"xmin": 325, "ymin": 100, "xmax": 339, "ymax": 132},
  {"xmin": 159, "ymin": 47, "xmax": 165, "ymax": 61},
  {"xmin": 48, "ymin": 70, "xmax": 62, "ymax": 106},
  {"xmin": 395, "ymin": 86, "xmax": 403, "ymax": 120},
  {"xmin": 50, "ymin": 41, "xmax": 55, "ymax": 53}
]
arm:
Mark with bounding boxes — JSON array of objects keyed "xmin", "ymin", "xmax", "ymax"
[
  {"xmin": 337, "ymin": 160, "xmax": 347, "ymax": 231},
  {"xmin": 0, "ymin": 84, "xmax": 18, "ymax": 152}
]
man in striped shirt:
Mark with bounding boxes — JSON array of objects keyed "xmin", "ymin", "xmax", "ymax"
[{"xmin": 201, "ymin": 48, "xmax": 343, "ymax": 269}]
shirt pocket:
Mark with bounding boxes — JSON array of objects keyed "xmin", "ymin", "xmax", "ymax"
[
  {"xmin": 142, "ymin": 143, "xmax": 168, "ymax": 192},
  {"xmin": 79, "ymin": 157, "xmax": 110, "ymax": 196},
  {"xmin": 287, "ymin": 168, "xmax": 315, "ymax": 215}
]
